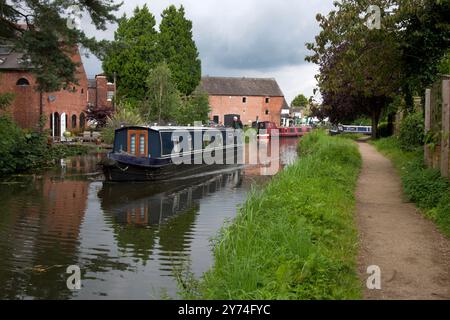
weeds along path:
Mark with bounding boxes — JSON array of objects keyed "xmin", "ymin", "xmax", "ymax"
[{"xmin": 356, "ymin": 142, "xmax": 450, "ymax": 300}]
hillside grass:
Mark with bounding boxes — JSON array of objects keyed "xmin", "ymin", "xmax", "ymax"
[{"xmin": 184, "ymin": 130, "xmax": 363, "ymax": 300}]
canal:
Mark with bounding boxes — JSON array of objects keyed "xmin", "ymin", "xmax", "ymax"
[{"xmin": 0, "ymin": 138, "xmax": 299, "ymax": 299}]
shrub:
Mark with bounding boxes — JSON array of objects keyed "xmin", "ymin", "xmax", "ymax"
[
  {"xmin": 102, "ymin": 105, "xmax": 144, "ymax": 144},
  {"xmin": 398, "ymin": 112, "xmax": 424, "ymax": 150},
  {"xmin": 377, "ymin": 122, "xmax": 391, "ymax": 138},
  {"xmin": 402, "ymin": 160, "xmax": 449, "ymax": 209}
]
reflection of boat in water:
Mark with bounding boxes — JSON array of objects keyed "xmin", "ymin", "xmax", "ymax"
[
  {"xmin": 98, "ymin": 170, "xmax": 243, "ymax": 226},
  {"xmin": 101, "ymin": 126, "xmax": 242, "ymax": 182}
]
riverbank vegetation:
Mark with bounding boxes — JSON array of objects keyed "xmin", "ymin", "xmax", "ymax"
[
  {"xmin": 0, "ymin": 114, "xmax": 90, "ymax": 176},
  {"xmin": 371, "ymin": 137, "xmax": 450, "ymax": 238},
  {"xmin": 182, "ymin": 131, "xmax": 362, "ymax": 299}
]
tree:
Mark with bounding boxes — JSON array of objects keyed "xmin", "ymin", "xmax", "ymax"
[
  {"xmin": 307, "ymin": 1, "xmax": 403, "ymax": 138},
  {"xmin": 103, "ymin": 5, "xmax": 161, "ymax": 102},
  {"xmin": 142, "ymin": 62, "xmax": 181, "ymax": 124},
  {"xmin": 159, "ymin": 5, "xmax": 201, "ymax": 96},
  {"xmin": 0, "ymin": 0, "xmax": 121, "ymax": 92},
  {"xmin": 176, "ymin": 92, "xmax": 211, "ymax": 125},
  {"xmin": 291, "ymin": 94, "xmax": 309, "ymax": 108}
]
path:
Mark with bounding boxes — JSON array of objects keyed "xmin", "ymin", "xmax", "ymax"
[{"xmin": 356, "ymin": 142, "xmax": 450, "ymax": 300}]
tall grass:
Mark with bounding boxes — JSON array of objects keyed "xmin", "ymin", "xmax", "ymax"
[
  {"xmin": 185, "ymin": 130, "xmax": 362, "ymax": 300},
  {"xmin": 371, "ymin": 137, "xmax": 450, "ymax": 237}
]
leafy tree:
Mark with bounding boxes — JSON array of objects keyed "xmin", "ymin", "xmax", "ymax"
[
  {"xmin": 176, "ymin": 91, "xmax": 211, "ymax": 125},
  {"xmin": 159, "ymin": 5, "xmax": 201, "ymax": 96},
  {"xmin": 396, "ymin": 0, "xmax": 450, "ymax": 109},
  {"xmin": 0, "ymin": 0, "xmax": 121, "ymax": 92},
  {"xmin": 291, "ymin": 94, "xmax": 309, "ymax": 108},
  {"xmin": 103, "ymin": 5, "xmax": 161, "ymax": 102},
  {"xmin": 142, "ymin": 62, "xmax": 181, "ymax": 124},
  {"xmin": 307, "ymin": 1, "xmax": 404, "ymax": 138}
]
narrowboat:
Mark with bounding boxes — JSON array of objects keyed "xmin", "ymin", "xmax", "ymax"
[
  {"xmin": 101, "ymin": 126, "xmax": 243, "ymax": 182},
  {"xmin": 329, "ymin": 125, "xmax": 372, "ymax": 136},
  {"xmin": 256, "ymin": 121, "xmax": 312, "ymax": 139}
]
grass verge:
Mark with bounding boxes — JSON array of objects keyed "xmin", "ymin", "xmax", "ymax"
[
  {"xmin": 182, "ymin": 130, "xmax": 363, "ymax": 299},
  {"xmin": 371, "ymin": 137, "xmax": 450, "ymax": 237}
]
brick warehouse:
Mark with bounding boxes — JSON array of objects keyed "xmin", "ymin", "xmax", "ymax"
[
  {"xmin": 0, "ymin": 45, "xmax": 114, "ymax": 138},
  {"xmin": 199, "ymin": 77, "xmax": 289, "ymax": 127}
]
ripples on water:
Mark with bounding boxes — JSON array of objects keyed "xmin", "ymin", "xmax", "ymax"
[{"xmin": 0, "ymin": 139, "xmax": 299, "ymax": 299}]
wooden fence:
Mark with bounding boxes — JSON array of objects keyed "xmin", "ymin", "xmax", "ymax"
[{"xmin": 424, "ymin": 75, "xmax": 450, "ymax": 178}]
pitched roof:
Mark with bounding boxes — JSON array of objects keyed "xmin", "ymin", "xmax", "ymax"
[
  {"xmin": 199, "ymin": 77, "xmax": 285, "ymax": 97},
  {"xmin": 0, "ymin": 49, "xmax": 31, "ymax": 70}
]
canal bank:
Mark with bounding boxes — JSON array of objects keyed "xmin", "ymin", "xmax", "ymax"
[{"xmin": 188, "ymin": 131, "xmax": 363, "ymax": 300}]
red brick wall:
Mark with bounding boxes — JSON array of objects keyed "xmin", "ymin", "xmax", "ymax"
[
  {"xmin": 208, "ymin": 95, "xmax": 283, "ymax": 126},
  {"xmin": 88, "ymin": 76, "xmax": 114, "ymax": 109},
  {"xmin": 0, "ymin": 49, "xmax": 89, "ymax": 130}
]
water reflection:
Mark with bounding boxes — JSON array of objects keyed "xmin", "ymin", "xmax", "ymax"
[{"xmin": 0, "ymin": 138, "xmax": 299, "ymax": 299}]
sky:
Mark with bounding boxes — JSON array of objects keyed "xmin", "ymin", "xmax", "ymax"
[{"xmin": 80, "ymin": 0, "xmax": 336, "ymax": 104}]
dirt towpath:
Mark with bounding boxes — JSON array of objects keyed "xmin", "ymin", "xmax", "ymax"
[{"xmin": 356, "ymin": 142, "xmax": 450, "ymax": 300}]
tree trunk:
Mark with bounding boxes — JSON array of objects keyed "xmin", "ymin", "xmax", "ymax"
[{"xmin": 371, "ymin": 108, "xmax": 381, "ymax": 139}]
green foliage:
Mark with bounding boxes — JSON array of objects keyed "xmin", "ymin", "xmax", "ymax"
[
  {"xmin": 1, "ymin": 0, "xmax": 121, "ymax": 92},
  {"xmin": 159, "ymin": 5, "xmax": 202, "ymax": 96},
  {"xmin": 377, "ymin": 122, "xmax": 391, "ymax": 138},
  {"xmin": 186, "ymin": 131, "xmax": 362, "ymax": 299},
  {"xmin": 0, "ymin": 115, "xmax": 89, "ymax": 175},
  {"xmin": 0, "ymin": 93, "xmax": 15, "ymax": 110},
  {"xmin": 175, "ymin": 92, "xmax": 211, "ymax": 125},
  {"xmin": 291, "ymin": 94, "xmax": 309, "ymax": 108},
  {"xmin": 372, "ymin": 137, "xmax": 450, "ymax": 237},
  {"xmin": 142, "ymin": 62, "xmax": 181, "ymax": 124},
  {"xmin": 398, "ymin": 112, "xmax": 424, "ymax": 150},
  {"xmin": 103, "ymin": 4, "xmax": 202, "ymax": 101},
  {"xmin": 103, "ymin": 5, "xmax": 161, "ymax": 101},
  {"xmin": 102, "ymin": 102, "xmax": 144, "ymax": 144}
]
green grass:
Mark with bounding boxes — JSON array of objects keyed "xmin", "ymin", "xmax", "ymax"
[
  {"xmin": 335, "ymin": 133, "xmax": 367, "ymax": 141},
  {"xmin": 371, "ymin": 137, "xmax": 450, "ymax": 237},
  {"xmin": 183, "ymin": 130, "xmax": 363, "ymax": 300}
]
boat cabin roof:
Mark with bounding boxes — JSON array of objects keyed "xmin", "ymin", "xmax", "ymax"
[{"xmin": 115, "ymin": 126, "xmax": 213, "ymax": 133}]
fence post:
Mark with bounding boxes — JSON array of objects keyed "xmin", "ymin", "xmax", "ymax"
[
  {"xmin": 441, "ymin": 79, "xmax": 450, "ymax": 178},
  {"xmin": 424, "ymin": 88, "xmax": 431, "ymax": 167}
]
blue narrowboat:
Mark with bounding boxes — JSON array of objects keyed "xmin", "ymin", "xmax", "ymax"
[{"xmin": 102, "ymin": 126, "xmax": 242, "ymax": 182}]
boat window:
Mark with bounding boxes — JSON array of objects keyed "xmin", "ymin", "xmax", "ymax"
[
  {"xmin": 139, "ymin": 134, "xmax": 145, "ymax": 155},
  {"xmin": 130, "ymin": 134, "xmax": 136, "ymax": 154}
]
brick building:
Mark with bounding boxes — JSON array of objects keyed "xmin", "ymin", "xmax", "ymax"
[
  {"xmin": 88, "ymin": 74, "xmax": 116, "ymax": 110},
  {"xmin": 199, "ymin": 77, "xmax": 288, "ymax": 127},
  {"xmin": 0, "ymin": 45, "xmax": 114, "ymax": 138}
]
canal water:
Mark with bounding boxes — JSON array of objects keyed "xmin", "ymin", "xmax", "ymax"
[{"xmin": 0, "ymin": 138, "xmax": 299, "ymax": 299}]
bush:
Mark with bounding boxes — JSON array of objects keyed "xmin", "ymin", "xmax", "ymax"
[
  {"xmin": 377, "ymin": 122, "xmax": 391, "ymax": 138},
  {"xmin": 398, "ymin": 112, "xmax": 424, "ymax": 150},
  {"xmin": 0, "ymin": 114, "xmax": 90, "ymax": 175},
  {"xmin": 102, "ymin": 105, "xmax": 144, "ymax": 144},
  {"xmin": 402, "ymin": 160, "xmax": 449, "ymax": 209}
]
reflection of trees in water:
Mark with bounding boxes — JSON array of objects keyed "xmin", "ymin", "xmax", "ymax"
[{"xmin": 99, "ymin": 170, "xmax": 243, "ymax": 266}]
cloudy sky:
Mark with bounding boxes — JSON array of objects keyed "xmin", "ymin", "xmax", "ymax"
[{"xmin": 80, "ymin": 0, "xmax": 336, "ymax": 103}]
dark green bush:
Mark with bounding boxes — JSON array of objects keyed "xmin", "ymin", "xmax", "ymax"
[
  {"xmin": 377, "ymin": 122, "xmax": 391, "ymax": 138},
  {"xmin": 398, "ymin": 112, "xmax": 424, "ymax": 151},
  {"xmin": 0, "ymin": 115, "xmax": 90, "ymax": 175},
  {"xmin": 402, "ymin": 160, "xmax": 449, "ymax": 209},
  {"xmin": 436, "ymin": 192, "xmax": 450, "ymax": 236}
]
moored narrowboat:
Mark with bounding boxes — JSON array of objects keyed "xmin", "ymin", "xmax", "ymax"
[{"xmin": 101, "ymin": 126, "xmax": 243, "ymax": 182}]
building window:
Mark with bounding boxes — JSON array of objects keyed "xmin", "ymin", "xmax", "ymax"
[
  {"xmin": 107, "ymin": 91, "xmax": 114, "ymax": 101},
  {"xmin": 265, "ymin": 109, "xmax": 269, "ymax": 115},
  {"xmin": 16, "ymin": 78, "xmax": 30, "ymax": 86},
  {"xmin": 79, "ymin": 113, "xmax": 86, "ymax": 129},
  {"xmin": 81, "ymin": 88, "xmax": 84, "ymax": 94},
  {"xmin": 265, "ymin": 97, "xmax": 270, "ymax": 104},
  {"xmin": 71, "ymin": 115, "xmax": 77, "ymax": 129},
  {"xmin": 242, "ymin": 97, "xmax": 247, "ymax": 103}
]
